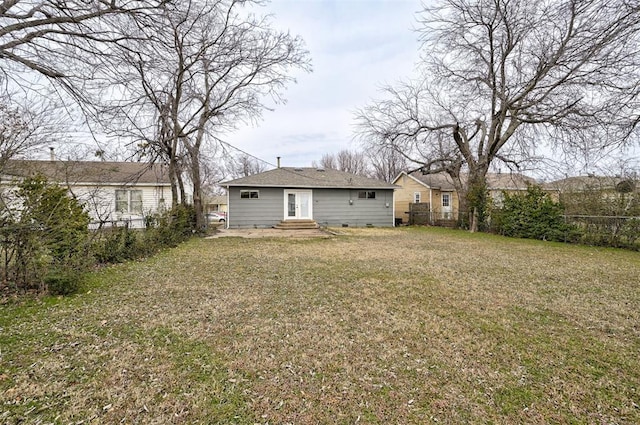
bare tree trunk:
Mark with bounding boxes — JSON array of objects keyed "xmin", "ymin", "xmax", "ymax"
[
  {"xmin": 168, "ymin": 158, "xmax": 180, "ymax": 208},
  {"xmin": 177, "ymin": 172, "xmax": 186, "ymax": 206},
  {"xmin": 190, "ymin": 157, "xmax": 204, "ymax": 229},
  {"xmin": 466, "ymin": 168, "xmax": 489, "ymax": 232}
]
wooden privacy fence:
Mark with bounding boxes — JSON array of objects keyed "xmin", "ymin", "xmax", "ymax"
[{"xmin": 409, "ymin": 202, "xmax": 431, "ymax": 225}]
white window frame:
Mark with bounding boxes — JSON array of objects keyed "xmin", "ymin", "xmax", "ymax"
[
  {"xmin": 115, "ymin": 189, "xmax": 143, "ymax": 215},
  {"xmin": 493, "ymin": 192, "xmax": 505, "ymax": 207},
  {"xmin": 414, "ymin": 192, "xmax": 421, "ymax": 203},
  {"xmin": 442, "ymin": 193, "xmax": 451, "ymax": 208}
]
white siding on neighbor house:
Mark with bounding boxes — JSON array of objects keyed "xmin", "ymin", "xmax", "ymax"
[
  {"xmin": 70, "ymin": 184, "xmax": 170, "ymax": 228},
  {"xmin": 0, "ymin": 182, "xmax": 168, "ymax": 229}
]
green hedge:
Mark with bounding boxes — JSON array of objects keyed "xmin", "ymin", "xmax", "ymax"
[
  {"xmin": 1, "ymin": 176, "xmax": 197, "ymax": 296},
  {"xmin": 491, "ymin": 186, "xmax": 579, "ymax": 242}
]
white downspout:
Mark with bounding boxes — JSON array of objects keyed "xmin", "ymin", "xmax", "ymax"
[
  {"xmin": 429, "ymin": 188, "xmax": 433, "ymax": 225},
  {"xmin": 225, "ymin": 188, "xmax": 230, "ymax": 229},
  {"xmin": 392, "ymin": 189, "xmax": 396, "ymax": 227}
]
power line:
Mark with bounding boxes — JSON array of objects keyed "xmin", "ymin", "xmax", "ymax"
[{"xmin": 215, "ymin": 137, "xmax": 346, "ymax": 184}]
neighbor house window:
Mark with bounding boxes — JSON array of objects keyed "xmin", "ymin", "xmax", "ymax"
[
  {"xmin": 414, "ymin": 192, "xmax": 421, "ymax": 203},
  {"xmin": 493, "ymin": 192, "xmax": 504, "ymax": 207},
  {"xmin": 442, "ymin": 193, "xmax": 450, "ymax": 207},
  {"xmin": 115, "ymin": 189, "xmax": 143, "ymax": 214},
  {"xmin": 358, "ymin": 191, "xmax": 376, "ymax": 199},
  {"xmin": 240, "ymin": 190, "xmax": 259, "ymax": 199}
]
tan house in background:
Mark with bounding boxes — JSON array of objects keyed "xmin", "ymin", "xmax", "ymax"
[
  {"xmin": 486, "ymin": 172, "xmax": 545, "ymax": 205},
  {"xmin": 393, "ymin": 171, "xmax": 542, "ymax": 225},
  {"xmin": 393, "ymin": 172, "xmax": 458, "ymax": 225}
]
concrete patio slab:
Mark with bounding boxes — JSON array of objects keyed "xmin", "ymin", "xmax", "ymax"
[{"xmin": 206, "ymin": 227, "xmax": 333, "ymax": 239}]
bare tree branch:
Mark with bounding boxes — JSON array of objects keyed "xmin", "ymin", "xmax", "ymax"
[
  {"xmin": 96, "ymin": 0, "xmax": 311, "ymax": 228},
  {"xmin": 0, "ymin": 0, "xmax": 170, "ymax": 102},
  {"xmin": 356, "ymin": 0, "xmax": 640, "ymax": 231}
]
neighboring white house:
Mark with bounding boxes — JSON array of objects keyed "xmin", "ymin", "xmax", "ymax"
[{"xmin": 1, "ymin": 159, "xmax": 174, "ymax": 228}]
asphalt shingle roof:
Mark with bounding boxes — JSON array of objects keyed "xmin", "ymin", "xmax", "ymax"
[
  {"xmin": 407, "ymin": 171, "xmax": 537, "ymax": 190},
  {"xmin": 408, "ymin": 172, "xmax": 457, "ymax": 190},
  {"xmin": 223, "ymin": 167, "xmax": 397, "ymax": 189},
  {"xmin": 549, "ymin": 175, "xmax": 636, "ymax": 192},
  {"xmin": 2, "ymin": 160, "xmax": 171, "ymax": 185}
]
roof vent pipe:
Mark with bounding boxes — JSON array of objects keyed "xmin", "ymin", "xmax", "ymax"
[
  {"xmin": 49, "ymin": 147, "xmax": 55, "ymax": 161},
  {"xmin": 277, "ymin": 156, "xmax": 281, "ymax": 168}
]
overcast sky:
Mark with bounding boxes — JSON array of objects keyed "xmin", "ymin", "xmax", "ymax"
[{"xmin": 222, "ymin": 0, "xmax": 423, "ymax": 169}]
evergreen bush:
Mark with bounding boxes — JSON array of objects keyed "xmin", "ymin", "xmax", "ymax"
[
  {"xmin": 1, "ymin": 176, "xmax": 91, "ymax": 293},
  {"xmin": 45, "ymin": 272, "xmax": 82, "ymax": 296},
  {"xmin": 491, "ymin": 186, "xmax": 580, "ymax": 242},
  {"xmin": 91, "ymin": 205, "xmax": 196, "ymax": 265}
]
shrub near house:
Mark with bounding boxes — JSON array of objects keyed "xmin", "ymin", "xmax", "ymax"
[
  {"xmin": 0, "ymin": 176, "xmax": 90, "ymax": 294},
  {"xmin": 491, "ymin": 186, "xmax": 578, "ymax": 242},
  {"xmin": 552, "ymin": 175, "xmax": 640, "ymax": 249},
  {"xmin": 1, "ymin": 177, "xmax": 197, "ymax": 296}
]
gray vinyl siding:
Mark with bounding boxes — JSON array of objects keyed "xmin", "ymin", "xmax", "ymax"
[
  {"xmin": 313, "ymin": 188, "xmax": 394, "ymax": 227},
  {"xmin": 227, "ymin": 187, "xmax": 283, "ymax": 228},
  {"xmin": 227, "ymin": 186, "xmax": 395, "ymax": 228}
]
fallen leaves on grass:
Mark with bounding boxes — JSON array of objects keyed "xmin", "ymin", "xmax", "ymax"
[{"xmin": 1, "ymin": 228, "xmax": 639, "ymax": 424}]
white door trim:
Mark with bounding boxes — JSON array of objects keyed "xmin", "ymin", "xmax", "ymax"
[
  {"xmin": 441, "ymin": 192, "xmax": 452, "ymax": 219},
  {"xmin": 283, "ymin": 190, "xmax": 313, "ymax": 220}
]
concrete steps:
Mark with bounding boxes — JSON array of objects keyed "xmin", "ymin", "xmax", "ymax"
[{"xmin": 274, "ymin": 219, "xmax": 319, "ymax": 230}]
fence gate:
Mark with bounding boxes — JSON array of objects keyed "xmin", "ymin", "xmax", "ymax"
[{"xmin": 409, "ymin": 202, "xmax": 431, "ymax": 225}]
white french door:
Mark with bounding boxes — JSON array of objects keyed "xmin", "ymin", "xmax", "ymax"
[{"xmin": 284, "ymin": 190, "xmax": 313, "ymax": 220}]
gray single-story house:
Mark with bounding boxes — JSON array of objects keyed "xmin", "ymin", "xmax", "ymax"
[{"xmin": 222, "ymin": 167, "xmax": 397, "ymax": 228}]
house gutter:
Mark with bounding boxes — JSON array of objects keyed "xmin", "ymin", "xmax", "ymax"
[
  {"xmin": 392, "ymin": 190, "xmax": 396, "ymax": 227},
  {"xmin": 224, "ymin": 184, "xmax": 398, "ymax": 190}
]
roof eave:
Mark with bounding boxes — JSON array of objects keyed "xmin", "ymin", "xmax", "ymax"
[{"xmin": 224, "ymin": 183, "xmax": 397, "ymax": 190}]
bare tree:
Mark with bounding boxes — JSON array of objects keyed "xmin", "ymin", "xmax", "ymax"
[
  {"xmin": 0, "ymin": 1, "xmax": 168, "ymax": 100},
  {"xmin": 311, "ymin": 153, "xmax": 337, "ymax": 170},
  {"xmin": 367, "ymin": 146, "xmax": 409, "ymax": 182},
  {"xmin": 336, "ymin": 149, "xmax": 368, "ymax": 175},
  {"xmin": 356, "ymin": 0, "xmax": 640, "ymax": 231},
  {"xmin": 0, "ymin": 95, "xmax": 66, "ymax": 173},
  {"xmin": 226, "ymin": 153, "xmax": 267, "ymax": 178},
  {"xmin": 99, "ymin": 0, "xmax": 310, "ymax": 229},
  {"xmin": 312, "ymin": 149, "xmax": 369, "ymax": 176}
]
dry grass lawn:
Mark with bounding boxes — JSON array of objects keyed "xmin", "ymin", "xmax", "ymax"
[{"xmin": 1, "ymin": 227, "xmax": 639, "ymax": 424}]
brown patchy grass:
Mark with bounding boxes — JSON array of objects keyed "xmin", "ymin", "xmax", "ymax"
[{"xmin": 1, "ymin": 227, "xmax": 639, "ymax": 424}]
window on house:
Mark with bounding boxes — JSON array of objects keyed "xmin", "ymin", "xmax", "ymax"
[
  {"xmin": 414, "ymin": 192, "xmax": 421, "ymax": 203},
  {"xmin": 493, "ymin": 192, "xmax": 504, "ymax": 207},
  {"xmin": 358, "ymin": 191, "xmax": 376, "ymax": 199},
  {"xmin": 442, "ymin": 193, "xmax": 450, "ymax": 207},
  {"xmin": 115, "ymin": 189, "xmax": 143, "ymax": 214},
  {"xmin": 240, "ymin": 190, "xmax": 259, "ymax": 199}
]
